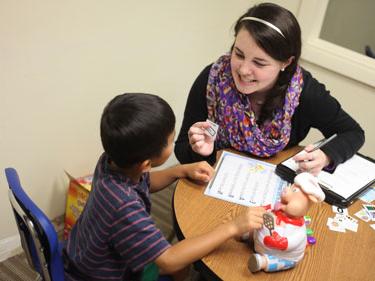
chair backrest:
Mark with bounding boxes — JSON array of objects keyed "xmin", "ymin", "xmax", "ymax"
[{"xmin": 4, "ymin": 168, "xmax": 65, "ymax": 281}]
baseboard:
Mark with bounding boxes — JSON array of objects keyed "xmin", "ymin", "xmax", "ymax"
[
  {"xmin": 0, "ymin": 234, "xmax": 22, "ymax": 262},
  {"xmin": 0, "ymin": 215, "xmax": 64, "ymax": 263}
]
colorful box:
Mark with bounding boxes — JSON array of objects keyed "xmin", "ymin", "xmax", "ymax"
[{"xmin": 64, "ymin": 172, "xmax": 93, "ymax": 240}]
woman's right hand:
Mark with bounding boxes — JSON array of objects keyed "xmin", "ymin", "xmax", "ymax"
[{"xmin": 188, "ymin": 121, "xmax": 215, "ymax": 156}]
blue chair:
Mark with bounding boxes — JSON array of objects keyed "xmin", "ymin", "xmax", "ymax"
[{"xmin": 4, "ymin": 167, "xmax": 65, "ymax": 281}]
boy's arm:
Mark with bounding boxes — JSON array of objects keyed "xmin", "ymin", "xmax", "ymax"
[
  {"xmin": 149, "ymin": 161, "xmax": 214, "ymax": 192},
  {"xmin": 155, "ymin": 206, "xmax": 265, "ymax": 274}
]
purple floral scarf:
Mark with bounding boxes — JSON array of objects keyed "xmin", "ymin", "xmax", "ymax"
[{"xmin": 207, "ymin": 53, "xmax": 303, "ymax": 157}]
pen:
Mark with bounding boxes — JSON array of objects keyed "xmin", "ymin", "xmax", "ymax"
[{"xmin": 311, "ymin": 133, "xmax": 337, "ymax": 152}]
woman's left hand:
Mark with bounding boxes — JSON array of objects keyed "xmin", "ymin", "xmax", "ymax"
[{"xmin": 293, "ymin": 144, "xmax": 331, "ymax": 176}]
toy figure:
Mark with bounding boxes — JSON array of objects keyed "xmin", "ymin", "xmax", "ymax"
[{"xmin": 248, "ymin": 172, "xmax": 325, "ymax": 273}]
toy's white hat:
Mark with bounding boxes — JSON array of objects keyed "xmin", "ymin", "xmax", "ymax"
[{"xmin": 294, "ymin": 172, "xmax": 325, "ymax": 202}]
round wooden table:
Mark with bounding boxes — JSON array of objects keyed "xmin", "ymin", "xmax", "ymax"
[{"xmin": 173, "ymin": 148, "xmax": 375, "ymax": 281}]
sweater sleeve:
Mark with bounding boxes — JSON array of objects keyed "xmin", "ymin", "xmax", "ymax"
[
  {"xmin": 300, "ymin": 71, "xmax": 365, "ymax": 166},
  {"xmin": 174, "ymin": 65, "xmax": 217, "ymax": 165}
]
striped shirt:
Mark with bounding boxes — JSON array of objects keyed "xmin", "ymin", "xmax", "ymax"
[{"xmin": 64, "ymin": 153, "xmax": 170, "ymax": 281}]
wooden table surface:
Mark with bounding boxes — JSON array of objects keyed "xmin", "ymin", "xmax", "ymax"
[{"xmin": 173, "ymin": 147, "xmax": 375, "ymax": 281}]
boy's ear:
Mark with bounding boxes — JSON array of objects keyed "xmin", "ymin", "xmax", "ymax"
[{"xmin": 139, "ymin": 159, "xmax": 152, "ymax": 173}]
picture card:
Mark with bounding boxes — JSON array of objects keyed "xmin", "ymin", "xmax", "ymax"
[
  {"xmin": 359, "ymin": 186, "xmax": 375, "ymax": 203},
  {"xmin": 334, "ymin": 213, "xmax": 358, "ymax": 232},
  {"xmin": 354, "ymin": 209, "xmax": 371, "ymax": 222},
  {"xmin": 327, "ymin": 217, "xmax": 346, "ymax": 232},
  {"xmin": 362, "ymin": 204, "xmax": 375, "ymax": 221},
  {"xmin": 205, "ymin": 119, "xmax": 219, "ymax": 140}
]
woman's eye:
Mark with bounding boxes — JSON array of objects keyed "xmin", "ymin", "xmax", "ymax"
[
  {"xmin": 254, "ymin": 61, "xmax": 266, "ymax": 67},
  {"xmin": 292, "ymin": 187, "xmax": 299, "ymax": 192},
  {"xmin": 235, "ymin": 52, "xmax": 244, "ymax": 59}
]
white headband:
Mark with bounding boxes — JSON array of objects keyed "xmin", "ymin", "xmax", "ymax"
[{"xmin": 241, "ymin": 16, "xmax": 286, "ymax": 39}]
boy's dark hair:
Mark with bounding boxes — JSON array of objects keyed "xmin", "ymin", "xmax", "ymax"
[{"xmin": 100, "ymin": 93, "xmax": 175, "ymax": 168}]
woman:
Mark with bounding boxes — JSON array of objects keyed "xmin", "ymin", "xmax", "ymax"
[{"xmin": 174, "ymin": 2, "xmax": 364, "ymax": 175}]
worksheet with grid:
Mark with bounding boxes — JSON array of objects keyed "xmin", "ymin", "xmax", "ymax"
[{"xmin": 205, "ymin": 151, "xmax": 288, "ymax": 207}]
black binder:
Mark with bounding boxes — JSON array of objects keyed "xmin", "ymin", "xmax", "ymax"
[{"xmin": 276, "ymin": 153, "xmax": 375, "ymax": 208}]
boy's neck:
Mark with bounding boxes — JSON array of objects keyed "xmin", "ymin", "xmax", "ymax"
[{"xmin": 109, "ymin": 160, "xmax": 143, "ymax": 183}]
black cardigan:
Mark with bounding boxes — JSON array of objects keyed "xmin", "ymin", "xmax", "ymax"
[{"xmin": 175, "ymin": 64, "xmax": 365, "ymax": 166}]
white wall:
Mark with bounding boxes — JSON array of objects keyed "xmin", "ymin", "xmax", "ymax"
[
  {"xmin": 0, "ymin": 0, "xmax": 373, "ymax": 246},
  {"xmin": 0, "ymin": 0, "xmax": 258, "ymax": 241},
  {"xmin": 299, "ymin": 61, "xmax": 375, "ymax": 152}
]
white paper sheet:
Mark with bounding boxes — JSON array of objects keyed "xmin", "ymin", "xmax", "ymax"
[
  {"xmin": 282, "ymin": 154, "xmax": 375, "ymax": 199},
  {"xmin": 318, "ymin": 155, "xmax": 375, "ymax": 199},
  {"xmin": 204, "ymin": 151, "xmax": 288, "ymax": 206}
]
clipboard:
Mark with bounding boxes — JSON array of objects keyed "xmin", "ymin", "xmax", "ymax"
[{"xmin": 276, "ymin": 153, "xmax": 375, "ymax": 208}]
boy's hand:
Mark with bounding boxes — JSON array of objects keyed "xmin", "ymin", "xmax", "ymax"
[
  {"xmin": 231, "ymin": 206, "xmax": 265, "ymax": 238},
  {"xmin": 183, "ymin": 161, "xmax": 214, "ymax": 183}
]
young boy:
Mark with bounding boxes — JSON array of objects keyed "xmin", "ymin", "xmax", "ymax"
[{"xmin": 63, "ymin": 93, "xmax": 265, "ymax": 281}]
